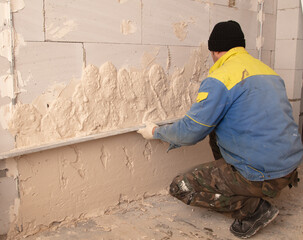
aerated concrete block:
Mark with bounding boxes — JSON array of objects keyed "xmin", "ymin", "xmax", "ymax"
[
  {"xmin": 45, "ymin": 0, "xmax": 141, "ymax": 44},
  {"xmin": 84, "ymin": 43, "xmax": 168, "ymax": 70},
  {"xmin": 298, "ymin": 9, "xmax": 303, "ymax": 40},
  {"xmin": 0, "ymin": 57, "xmax": 9, "ymax": 76},
  {"xmin": 263, "ymin": 0, "xmax": 277, "ymax": 15},
  {"xmin": 0, "ymin": 171, "xmax": 18, "ymax": 235},
  {"xmin": 275, "ymin": 39, "xmax": 297, "ymax": 69},
  {"xmin": 276, "ymin": 8, "xmax": 301, "ymax": 40},
  {"xmin": 276, "ymin": 69, "xmax": 303, "ymax": 100},
  {"xmin": 169, "ymin": 45, "xmax": 206, "ymax": 68},
  {"xmin": 278, "ymin": 0, "xmax": 300, "ymax": 9},
  {"xmin": 168, "ymin": 45, "xmax": 210, "ymax": 77},
  {"xmin": 296, "ymin": 40, "xmax": 303, "ymax": 69},
  {"xmin": 262, "ymin": 13, "xmax": 276, "ymax": 51},
  {"xmin": 13, "ymin": 0, "xmax": 44, "ymax": 41},
  {"xmin": 0, "ymin": 97, "xmax": 14, "ymax": 153},
  {"xmin": 0, "ymin": 127, "xmax": 14, "ymax": 153},
  {"xmin": 15, "ymin": 42, "xmax": 83, "ymax": 104},
  {"xmin": 244, "ymin": 49, "xmax": 274, "ymax": 70},
  {"xmin": 142, "ymin": 0, "xmax": 209, "ymax": 46},
  {"xmin": 261, "ymin": 50, "xmax": 274, "ymax": 68},
  {"xmin": 290, "ymin": 100, "xmax": 301, "ymax": 125}
]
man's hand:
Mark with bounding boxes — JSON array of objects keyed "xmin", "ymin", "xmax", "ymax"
[{"xmin": 137, "ymin": 122, "xmax": 158, "ymax": 140}]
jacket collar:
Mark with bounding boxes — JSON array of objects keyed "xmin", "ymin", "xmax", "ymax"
[{"xmin": 209, "ymin": 47, "xmax": 248, "ymax": 74}]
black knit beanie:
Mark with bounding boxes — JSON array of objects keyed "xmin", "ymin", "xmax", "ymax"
[{"xmin": 208, "ymin": 20, "xmax": 245, "ymax": 51}]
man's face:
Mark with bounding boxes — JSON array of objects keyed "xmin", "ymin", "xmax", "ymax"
[
  {"xmin": 211, "ymin": 51, "xmax": 227, "ymax": 63},
  {"xmin": 211, "ymin": 51, "xmax": 217, "ymax": 63}
]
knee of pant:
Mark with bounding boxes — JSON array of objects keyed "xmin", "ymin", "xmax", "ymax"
[
  {"xmin": 169, "ymin": 176, "xmax": 192, "ymax": 197},
  {"xmin": 169, "ymin": 181, "xmax": 180, "ymax": 196}
]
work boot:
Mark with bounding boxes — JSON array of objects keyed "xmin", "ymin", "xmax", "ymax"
[{"xmin": 230, "ymin": 199, "xmax": 279, "ymax": 238}]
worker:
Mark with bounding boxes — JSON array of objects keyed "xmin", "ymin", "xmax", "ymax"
[{"xmin": 137, "ymin": 20, "xmax": 303, "ymax": 239}]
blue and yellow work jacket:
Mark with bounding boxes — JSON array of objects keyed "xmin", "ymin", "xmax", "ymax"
[{"xmin": 154, "ymin": 47, "xmax": 303, "ymax": 181}]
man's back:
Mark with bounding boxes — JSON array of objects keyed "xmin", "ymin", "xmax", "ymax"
[{"xmin": 209, "ymin": 48, "xmax": 303, "ymax": 181}]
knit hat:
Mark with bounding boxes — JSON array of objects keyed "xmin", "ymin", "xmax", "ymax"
[{"xmin": 208, "ymin": 20, "xmax": 245, "ymax": 51}]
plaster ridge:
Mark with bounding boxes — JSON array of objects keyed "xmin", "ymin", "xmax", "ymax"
[{"xmin": 122, "ymin": 146, "xmax": 134, "ymax": 174}]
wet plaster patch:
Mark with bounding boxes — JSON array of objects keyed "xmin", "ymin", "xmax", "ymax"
[{"xmin": 6, "ymin": 44, "xmax": 209, "ymax": 149}]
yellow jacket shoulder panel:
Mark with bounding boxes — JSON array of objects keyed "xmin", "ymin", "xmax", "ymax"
[{"xmin": 208, "ymin": 47, "xmax": 278, "ymax": 90}]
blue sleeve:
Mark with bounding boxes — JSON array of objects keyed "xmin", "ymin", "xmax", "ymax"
[{"xmin": 153, "ymin": 78, "xmax": 228, "ymax": 150}]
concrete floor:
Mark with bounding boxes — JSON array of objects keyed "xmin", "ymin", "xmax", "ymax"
[{"xmin": 19, "ymin": 168, "xmax": 303, "ymax": 240}]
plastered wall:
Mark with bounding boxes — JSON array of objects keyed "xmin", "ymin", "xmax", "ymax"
[{"xmin": 0, "ymin": 0, "xmax": 286, "ymax": 238}]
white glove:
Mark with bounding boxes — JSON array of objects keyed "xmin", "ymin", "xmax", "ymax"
[{"xmin": 137, "ymin": 122, "xmax": 158, "ymax": 140}]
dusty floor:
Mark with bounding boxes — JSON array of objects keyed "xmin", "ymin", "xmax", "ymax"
[{"xmin": 17, "ymin": 168, "xmax": 303, "ymax": 240}]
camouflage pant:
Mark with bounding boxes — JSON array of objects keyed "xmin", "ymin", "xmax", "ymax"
[{"xmin": 170, "ymin": 131, "xmax": 299, "ymax": 219}]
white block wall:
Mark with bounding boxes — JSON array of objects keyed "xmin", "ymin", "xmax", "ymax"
[{"xmin": 275, "ymin": 0, "xmax": 303, "ymax": 126}]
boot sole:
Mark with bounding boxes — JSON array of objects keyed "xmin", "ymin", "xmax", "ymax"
[{"xmin": 230, "ymin": 206, "xmax": 279, "ymax": 239}]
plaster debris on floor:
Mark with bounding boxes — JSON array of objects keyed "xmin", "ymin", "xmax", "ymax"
[{"xmin": 21, "ymin": 175, "xmax": 303, "ymax": 240}]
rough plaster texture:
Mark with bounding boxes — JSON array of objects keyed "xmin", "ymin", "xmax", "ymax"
[
  {"xmin": 11, "ymin": 133, "xmax": 213, "ymax": 239},
  {"xmin": 0, "ymin": 177, "xmax": 18, "ymax": 235},
  {"xmin": 8, "ymin": 44, "xmax": 208, "ymax": 148},
  {"xmin": 0, "ymin": 158, "xmax": 19, "ymax": 236},
  {"xmin": 19, "ymin": 179, "xmax": 303, "ymax": 240}
]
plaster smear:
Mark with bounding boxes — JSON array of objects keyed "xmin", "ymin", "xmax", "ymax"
[
  {"xmin": 0, "ymin": 28, "xmax": 12, "ymax": 62},
  {"xmin": 173, "ymin": 21, "xmax": 188, "ymax": 41},
  {"xmin": 0, "ymin": 103, "xmax": 13, "ymax": 130},
  {"xmin": 0, "ymin": 71, "xmax": 14, "ymax": 98},
  {"xmin": 172, "ymin": 18, "xmax": 195, "ymax": 41},
  {"xmin": 10, "ymin": 0, "xmax": 25, "ymax": 12},
  {"xmin": 46, "ymin": 20, "xmax": 77, "ymax": 40},
  {"xmin": 120, "ymin": 19, "xmax": 137, "ymax": 35},
  {"xmin": 7, "ymin": 44, "xmax": 209, "ymax": 149},
  {"xmin": 257, "ymin": 8, "xmax": 265, "ymax": 23}
]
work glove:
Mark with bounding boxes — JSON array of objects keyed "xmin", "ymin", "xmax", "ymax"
[{"xmin": 137, "ymin": 122, "xmax": 158, "ymax": 140}]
